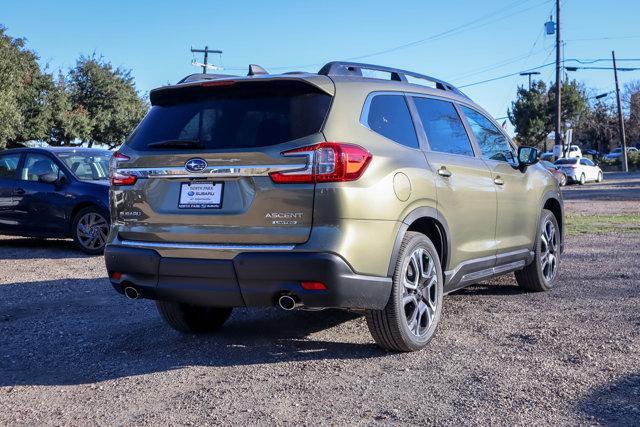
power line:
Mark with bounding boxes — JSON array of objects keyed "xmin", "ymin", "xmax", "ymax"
[
  {"xmin": 342, "ymin": 0, "xmax": 551, "ymax": 63},
  {"xmin": 566, "ymin": 35, "xmax": 640, "ymax": 42},
  {"xmin": 458, "ymin": 62, "xmax": 556, "ymax": 88},
  {"xmin": 456, "ymin": 57, "xmax": 640, "ymax": 88},
  {"xmin": 220, "ymin": 0, "xmax": 552, "ymax": 71}
]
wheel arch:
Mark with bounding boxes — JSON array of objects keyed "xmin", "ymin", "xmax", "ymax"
[
  {"xmin": 540, "ymin": 192, "xmax": 564, "ymax": 254},
  {"xmin": 69, "ymin": 201, "xmax": 107, "ymax": 231},
  {"xmin": 388, "ymin": 207, "xmax": 451, "ymax": 276}
]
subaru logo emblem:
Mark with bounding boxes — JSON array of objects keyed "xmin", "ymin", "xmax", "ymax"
[{"xmin": 185, "ymin": 158, "xmax": 207, "ymax": 173}]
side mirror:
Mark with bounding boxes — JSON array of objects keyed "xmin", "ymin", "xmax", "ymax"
[
  {"xmin": 38, "ymin": 172, "xmax": 58, "ymax": 184},
  {"xmin": 518, "ymin": 146, "xmax": 539, "ymax": 170}
]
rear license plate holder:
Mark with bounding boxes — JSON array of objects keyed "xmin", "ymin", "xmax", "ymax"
[{"xmin": 178, "ymin": 182, "xmax": 223, "ymax": 209}]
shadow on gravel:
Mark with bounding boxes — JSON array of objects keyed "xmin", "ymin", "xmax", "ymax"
[
  {"xmin": 0, "ymin": 237, "xmax": 90, "ymax": 260},
  {"xmin": 0, "ymin": 277, "xmax": 385, "ymax": 386},
  {"xmin": 579, "ymin": 373, "xmax": 640, "ymax": 425}
]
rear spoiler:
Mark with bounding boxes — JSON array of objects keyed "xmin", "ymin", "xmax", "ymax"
[{"xmin": 150, "ymin": 74, "xmax": 335, "ymax": 106}]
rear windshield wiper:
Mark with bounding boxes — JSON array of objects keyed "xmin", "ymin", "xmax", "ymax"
[{"xmin": 147, "ymin": 139, "xmax": 203, "ymax": 149}]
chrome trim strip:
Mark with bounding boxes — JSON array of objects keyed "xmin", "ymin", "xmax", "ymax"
[
  {"xmin": 119, "ymin": 240, "xmax": 295, "ymax": 251},
  {"xmin": 117, "ymin": 163, "xmax": 308, "ymax": 179}
]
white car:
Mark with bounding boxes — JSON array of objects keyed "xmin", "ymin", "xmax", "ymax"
[
  {"xmin": 605, "ymin": 147, "xmax": 638, "ymax": 160},
  {"xmin": 553, "ymin": 144, "xmax": 582, "ymax": 159},
  {"xmin": 554, "ymin": 157, "xmax": 603, "ymax": 185}
]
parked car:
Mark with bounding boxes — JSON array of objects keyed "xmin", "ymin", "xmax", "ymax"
[
  {"xmin": 554, "ymin": 157, "xmax": 603, "ymax": 185},
  {"xmin": 541, "ymin": 160, "xmax": 567, "ymax": 186},
  {"xmin": 105, "ymin": 62, "xmax": 564, "ymax": 352},
  {"xmin": 540, "ymin": 152, "xmax": 555, "ymax": 162},
  {"xmin": 583, "ymin": 149, "xmax": 602, "ymax": 159},
  {"xmin": 553, "ymin": 144, "xmax": 582, "ymax": 158},
  {"xmin": 0, "ymin": 147, "xmax": 111, "ymax": 254},
  {"xmin": 605, "ymin": 146, "xmax": 639, "ymax": 160}
]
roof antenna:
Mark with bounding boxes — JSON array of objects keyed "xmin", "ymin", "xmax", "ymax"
[{"xmin": 248, "ymin": 64, "xmax": 269, "ymax": 76}]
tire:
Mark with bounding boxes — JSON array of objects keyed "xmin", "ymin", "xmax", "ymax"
[
  {"xmin": 365, "ymin": 231, "xmax": 444, "ymax": 352},
  {"xmin": 71, "ymin": 206, "xmax": 110, "ymax": 255},
  {"xmin": 596, "ymin": 171, "xmax": 603, "ymax": 183},
  {"xmin": 515, "ymin": 209, "xmax": 560, "ymax": 292},
  {"xmin": 579, "ymin": 173, "xmax": 586, "ymax": 185},
  {"xmin": 156, "ymin": 301, "xmax": 232, "ymax": 334}
]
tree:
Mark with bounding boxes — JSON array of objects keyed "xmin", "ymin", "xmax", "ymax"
[
  {"xmin": 547, "ymin": 79, "xmax": 589, "ymax": 140},
  {"xmin": 573, "ymin": 101, "xmax": 618, "ymax": 153},
  {"xmin": 509, "ymin": 79, "xmax": 588, "ymax": 151},
  {"xmin": 508, "ymin": 81, "xmax": 549, "ymax": 149},
  {"xmin": 0, "ymin": 26, "xmax": 54, "ymax": 148},
  {"xmin": 46, "ymin": 73, "xmax": 92, "ymax": 146},
  {"xmin": 67, "ymin": 55, "xmax": 147, "ymax": 148},
  {"xmin": 623, "ymin": 80, "xmax": 640, "ymax": 148}
]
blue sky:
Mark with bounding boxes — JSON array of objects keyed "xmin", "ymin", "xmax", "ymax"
[{"xmin": 3, "ymin": 0, "xmax": 640, "ymax": 133}]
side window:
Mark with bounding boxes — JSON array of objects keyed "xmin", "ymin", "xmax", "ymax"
[
  {"xmin": 21, "ymin": 154, "xmax": 60, "ymax": 182},
  {"xmin": 585, "ymin": 159, "xmax": 595, "ymax": 167},
  {"xmin": 460, "ymin": 106, "xmax": 515, "ymax": 163},
  {"xmin": 412, "ymin": 97, "xmax": 474, "ymax": 156},
  {"xmin": 580, "ymin": 159, "xmax": 588, "ymax": 166},
  {"xmin": 0, "ymin": 153, "xmax": 21, "ymax": 179},
  {"xmin": 366, "ymin": 95, "xmax": 419, "ymax": 148}
]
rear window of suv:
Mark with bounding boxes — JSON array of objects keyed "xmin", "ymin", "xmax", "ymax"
[{"xmin": 127, "ymin": 80, "xmax": 331, "ymax": 150}]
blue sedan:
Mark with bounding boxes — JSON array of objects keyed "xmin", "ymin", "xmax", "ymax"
[{"xmin": 0, "ymin": 147, "xmax": 111, "ymax": 254}]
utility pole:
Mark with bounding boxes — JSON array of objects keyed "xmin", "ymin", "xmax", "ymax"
[
  {"xmin": 554, "ymin": 0, "xmax": 564, "ymax": 157},
  {"xmin": 612, "ymin": 50, "xmax": 629, "ymax": 172},
  {"xmin": 519, "ymin": 71, "xmax": 541, "ymax": 89},
  {"xmin": 190, "ymin": 46, "xmax": 223, "ymax": 74}
]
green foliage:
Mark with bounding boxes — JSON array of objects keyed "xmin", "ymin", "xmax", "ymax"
[
  {"xmin": 508, "ymin": 81, "xmax": 549, "ymax": 147},
  {"xmin": 67, "ymin": 56, "xmax": 148, "ymax": 148},
  {"xmin": 0, "ymin": 27, "xmax": 147, "ymax": 149},
  {"xmin": 46, "ymin": 74, "xmax": 92, "ymax": 145},
  {"xmin": 509, "ymin": 80, "xmax": 589, "ymax": 150},
  {"xmin": 0, "ymin": 26, "xmax": 47, "ymax": 148}
]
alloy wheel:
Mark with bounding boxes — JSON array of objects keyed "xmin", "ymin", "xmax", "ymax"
[
  {"xmin": 76, "ymin": 212, "xmax": 109, "ymax": 250},
  {"xmin": 539, "ymin": 219, "xmax": 558, "ymax": 282},
  {"xmin": 402, "ymin": 248, "xmax": 438, "ymax": 338}
]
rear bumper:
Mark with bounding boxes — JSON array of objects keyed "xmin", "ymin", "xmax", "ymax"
[{"xmin": 104, "ymin": 245, "xmax": 392, "ymax": 310}]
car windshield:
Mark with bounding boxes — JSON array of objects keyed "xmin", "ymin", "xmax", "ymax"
[
  {"xmin": 554, "ymin": 158, "xmax": 577, "ymax": 165},
  {"xmin": 56, "ymin": 151, "xmax": 112, "ymax": 180}
]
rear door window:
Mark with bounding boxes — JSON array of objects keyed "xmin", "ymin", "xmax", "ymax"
[
  {"xmin": 412, "ymin": 97, "xmax": 474, "ymax": 156},
  {"xmin": 128, "ymin": 80, "xmax": 331, "ymax": 150},
  {"xmin": 366, "ymin": 94, "xmax": 419, "ymax": 148},
  {"xmin": 0, "ymin": 153, "xmax": 21, "ymax": 179}
]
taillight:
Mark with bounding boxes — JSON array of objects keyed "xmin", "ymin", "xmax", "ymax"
[
  {"xmin": 270, "ymin": 142, "xmax": 372, "ymax": 184},
  {"xmin": 300, "ymin": 281, "xmax": 327, "ymax": 291},
  {"xmin": 109, "ymin": 152, "xmax": 137, "ymax": 186}
]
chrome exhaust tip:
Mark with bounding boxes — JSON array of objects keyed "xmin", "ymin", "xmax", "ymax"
[
  {"xmin": 124, "ymin": 286, "xmax": 140, "ymax": 300},
  {"xmin": 277, "ymin": 294, "xmax": 300, "ymax": 311}
]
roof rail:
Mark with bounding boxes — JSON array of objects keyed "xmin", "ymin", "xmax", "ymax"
[{"xmin": 318, "ymin": 61, "xmax": 469, "ymax": 99}]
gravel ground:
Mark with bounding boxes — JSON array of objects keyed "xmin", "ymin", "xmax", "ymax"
[
  {"xmin": 0, "ymin": 178, "xmax": 639, "ymax": 425},
  {"xmin": 562, "ymin": 171, "xmax": 640, "ymax": 215}
]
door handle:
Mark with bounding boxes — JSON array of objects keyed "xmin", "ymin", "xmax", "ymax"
[
  {"xmin": 14, "ymin": 188, "xmax": 25, "ymax": 195},
  {"xmin": 437, "ymin": 167, "xmax": 452, "ymax": 178},
  {"xmin": 494, "ymin": 176, "xmax": 504, "ymax": 186}
]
